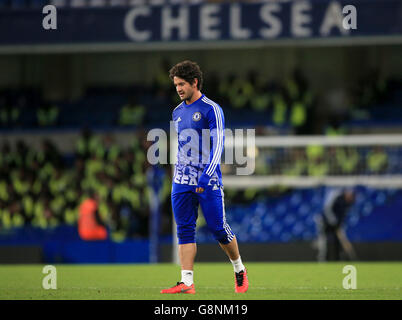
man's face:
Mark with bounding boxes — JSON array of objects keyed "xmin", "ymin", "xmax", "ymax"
[{"xmin": 173, "ymin": 76, "xmax": 197, "ymax": 102}]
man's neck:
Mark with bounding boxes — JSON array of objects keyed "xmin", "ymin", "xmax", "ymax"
[{"xmin": 185, "ymin": 91, "xmax": 202, "ymax": 105}]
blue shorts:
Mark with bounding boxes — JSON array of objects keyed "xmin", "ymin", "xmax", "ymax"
[{"xmin": 171, "ymin": 183, "xmax": 235, "ymax": 245}]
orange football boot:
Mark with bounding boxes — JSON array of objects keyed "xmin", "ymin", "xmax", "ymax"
[
  {"xmin": 234, "ymin": 269, "xmax": 249, "ymax": 293},
  {"xmin": 160, "ymin": 282, "xmax": 196, "ymax": 294}
]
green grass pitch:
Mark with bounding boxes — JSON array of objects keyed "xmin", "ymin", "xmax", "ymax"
[{"xmin": 0, "ymin": 262, "xmax": 401, "ymax": 300}]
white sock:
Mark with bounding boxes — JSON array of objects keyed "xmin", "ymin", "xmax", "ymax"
[
  {"xmin": 230, "ymin": 256, "xmax": 245, "ymax": 273},
  {"xmin": 181, "ymin": 270, "xmax": 194, "ymax": 286}
]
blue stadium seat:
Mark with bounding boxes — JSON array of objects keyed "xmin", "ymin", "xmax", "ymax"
[{"xmin": 196, "ymin": 186, "xmax": 402, "ymax": 243}]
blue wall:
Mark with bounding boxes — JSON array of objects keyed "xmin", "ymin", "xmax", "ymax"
[{"xmin": 0, "ymin": 226, "xmax": 151, "ymax": 263}]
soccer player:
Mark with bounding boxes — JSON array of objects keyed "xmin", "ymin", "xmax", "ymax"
[{"xmin": 160, "ymin": 60, "xmax": 248, "ymax": 294}]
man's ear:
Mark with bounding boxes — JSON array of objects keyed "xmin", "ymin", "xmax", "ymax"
[{"xmin": 192, "ymin": 78, "xmax": 198, "ymax": 88}]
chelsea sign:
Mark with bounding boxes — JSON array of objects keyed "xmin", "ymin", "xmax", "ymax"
[
  {"xmin": 123, "ymin": 1, "xmax": 358, "ymax": 42},
  {"xmin": 2, "ymin": 0, "xmax": 401, "ymax": 47}
]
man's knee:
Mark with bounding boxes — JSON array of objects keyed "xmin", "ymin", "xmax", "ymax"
[
  {"xmin": 177, "ymin": 224, "xmax": 196, "ymax": 244},
  {"xmin": 210, "ymin": 226, "xmax": 235, "ymax": 245}
]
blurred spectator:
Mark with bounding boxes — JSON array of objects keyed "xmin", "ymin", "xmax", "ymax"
[
  {"xmin": 36, "ymin": 100, "xmax": 59, "ymax": 127},
  {"xmin": 0, "ymin": 93, "xmax": 22, "ymax": 128},
  {"xmin": 0, "ymin": 141, "xmax": 13, "ymax": 169},
  {"xmin": 325, "ymin": 118, "xmax": 347, "ymax": 136},
  {"xmin": 289, "ymin": 100, "xmax": 307, "ymax": 131},
  {"xmin": 228, "ymin": 72, "xmax": 254, "ymax": 109},
  {"xmin": 306, "ymin": 145, "xmax": 329, "ymax": 177},
  {"xmin": 75, "ymin": 128, "xmax": 102, "ymax": 160},
  {"xmin": 103, "ymin": 134, "xmax": 121, "ymax": 162},
  {"xmin": 315, "ymin": 188, "xmax": 357, "ymax": 261},
  {"xmin": 283, "ymin": 148, "xmax": 307, "ymax": 176},
  {"xmin": 367, "ymin": 146, "xmax": 388, "ymax": 174},
  {"xmin": 336, "ymin": 147, "xmax": 360, "ymax": 175},
  {"xmin": 272, "ymin": 92, "xmax": 287, "ymax": 127},
  {"xmin": 119, "ymin": 96, "xmax": 146, "ymax": 127},
  {"xmin": 0, "ymin": 132, "xmax": 158, "ymax": 239},
  {"xmin": 78, "ymin": 189, "xmax": 108, "ymax": 241}
]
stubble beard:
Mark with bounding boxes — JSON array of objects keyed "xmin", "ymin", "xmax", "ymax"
[{"xmin": 182, "ymin": 89, "xmax": 194, "ymax": 103}]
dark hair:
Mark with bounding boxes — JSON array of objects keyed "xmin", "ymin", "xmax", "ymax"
[{"xmin": 169, "ymin": 60, "xmax": 203, "ymax": 90}]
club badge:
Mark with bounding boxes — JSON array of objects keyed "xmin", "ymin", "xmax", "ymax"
[{"xmin": 192, "ymin": 112, "xmax": 202, "ymax": 121}]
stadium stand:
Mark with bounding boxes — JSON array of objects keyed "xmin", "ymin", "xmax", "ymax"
[
  {"xmin": 197, "ymin": 187, "xmax": 402, "ymax": 243},
  {"xmin": 1, "ymin": 70, "xmax": 402, "ymax": 249},
  {"xmin": 0, "ymin": 130, "xmax": 173, "ymax": 242},
  {"xmin": 1, "ymin": 73, "xmax": 401, "ymax": 133}
]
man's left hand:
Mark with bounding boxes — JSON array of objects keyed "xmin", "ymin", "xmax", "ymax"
[{"xmin": 196, "ymin": 174, "xmax": 210, "ymax": 193}]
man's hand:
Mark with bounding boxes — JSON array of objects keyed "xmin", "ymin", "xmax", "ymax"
[
  {"xmin": 336, "ymin": 228, "xmax": 357, "ymax": 260},
  {"xmin": 196, "ymin": 174, "xmax": 210, "ymax": 193},
  {"xmin": 195, "ymin": 187, "xmax": 204, "ymax": 193}
]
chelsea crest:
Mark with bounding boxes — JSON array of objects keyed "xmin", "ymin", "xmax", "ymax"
[{"xmin": 192, "ymin": 112, "xmax": 202, "ymax": 121}]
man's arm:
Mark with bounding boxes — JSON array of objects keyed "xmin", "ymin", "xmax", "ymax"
[
  {"xmin": 336, "ymin": 228, "xmax": 357, "ymax": 260},
  {"xmin": 196, "ymin": 104, "xmax": 224, "ymax": 193},
  {"xmin": 323, "ymin": 191, "xmax": 341, "ymax": 226}
]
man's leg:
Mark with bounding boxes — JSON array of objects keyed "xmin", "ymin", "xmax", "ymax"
[
  {"xmin": 179, "ymin": 242, "xmax": 197, "ymax": 270},
  {"xmin": 219, "ymin": 235, "xmax": 240, "ymax": 261},
  {"xmin": 199, "ymin": 187, "xmax": 243, "ymax": 267},
  {"xmin": 161, "ymin": 190, "xmax": 198, "ymax": 294},
  {"xmin": 315, "ymin": 216, "xmax": 327, "ymax": 262},
  {"xmin": 198, "ymin": 186, "xmax": 248, "ymax": 293},
  {"xmin": 326, "ymin": 230, "xmax": 336, "ymax": 261},
  {"xmin": 178, "ymin": 243, "xmax": 197, "ymax": 288},
  {"xmin": 219, "ymin": 236, "xmax": 246, "ymax": 275}
]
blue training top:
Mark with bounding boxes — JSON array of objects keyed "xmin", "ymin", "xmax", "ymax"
[{"xmin": 172, "ymin": 94, "xmax": 224, "ymax": 191}]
